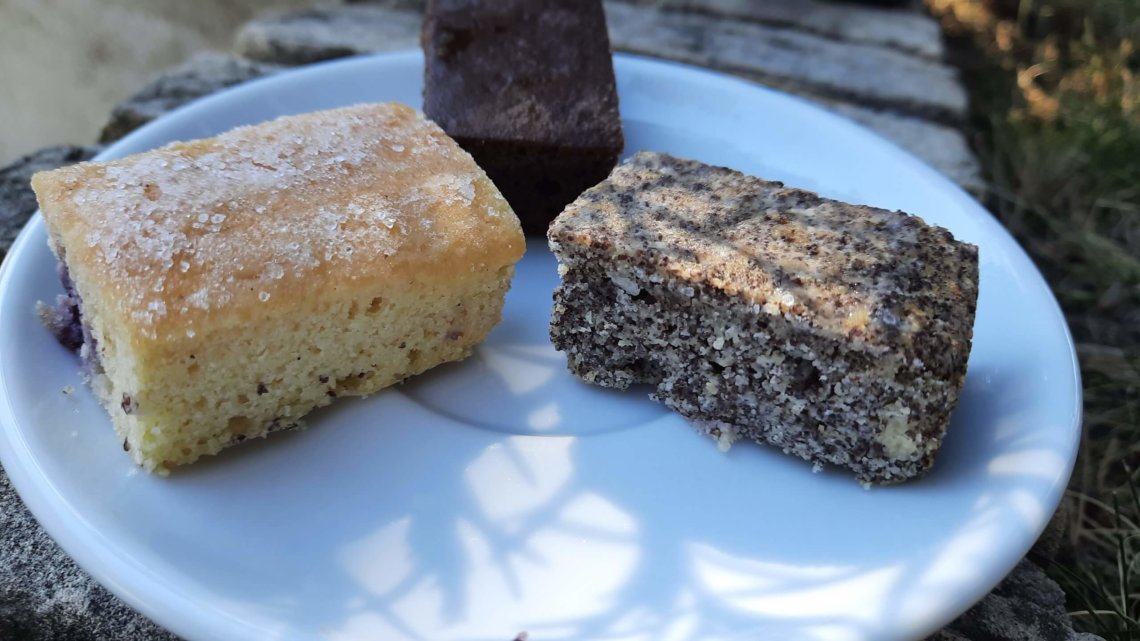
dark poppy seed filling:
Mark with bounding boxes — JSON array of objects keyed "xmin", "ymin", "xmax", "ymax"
[{"xmin": 548, "ymin": 152, "xmax": 979, "ymax": 484}]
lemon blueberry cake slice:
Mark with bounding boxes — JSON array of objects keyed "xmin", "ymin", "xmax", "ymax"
[
  {"xmin": 548, "ymin": 152, "xmax": 978, "ymax": 484},
  {"xmin": 33, "ymin": 103, "xmax": 525, "ymax": 473}
]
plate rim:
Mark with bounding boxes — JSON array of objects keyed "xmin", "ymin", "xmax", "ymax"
[{"xmin": 0, "ymin": 49, "xmax": 1082, "ymax": 641}]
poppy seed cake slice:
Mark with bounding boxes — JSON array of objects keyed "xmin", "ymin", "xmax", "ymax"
[
  {"xmin": 548, "ymin": 152, "xmax": 978, "ymax": 483},
  {"xmin": 33, "ymin": 103, "xmax": 525, "ymax": 473}
]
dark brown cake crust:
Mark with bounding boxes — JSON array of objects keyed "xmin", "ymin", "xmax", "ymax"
[
  {"xmin": 422, "ymin": 0, "xmax": 624, "ymax": 235},
  {"xmin": 548, "ymin": 152, "xmax": 980, "ymax": 484}
]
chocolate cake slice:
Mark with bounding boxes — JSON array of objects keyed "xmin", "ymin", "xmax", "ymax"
[
  {"xmin": 422, "ymin": 0, "xmax": 624, "ymax": 236},
  {"xmin": 548, "ymin": 152, "xmax": 979, "ymax": 484}
]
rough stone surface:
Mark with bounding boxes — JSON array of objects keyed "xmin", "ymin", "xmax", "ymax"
[
  {"xmin": 348, "ymin": 0, "xmax": 425, "ymax": 9},
  {"xmin": 1031, "ymin": 497, "xmax": 1074, "ymax": 563},
  {"xmin": 0, "ymin": 145, "xmax": 99, "ymax": 262},
  {"xmin": 1, "ymin": 473, "xmax": 179, "ymax": 641},
  {"xmin": 236, "ymin": 4, "xmax": 421, "ymax": 65},
  {"xmin": 604, "ymin": 1, "xmax": 968, "ymax": 122},
  {"xmin": 0, "ymin": 473, "xmax": 178, "ymax": 641},
  {"xmin": 619, "ymin": 0, "xmax": 946, "ymax": 59},
  {"xmin": 928, "ymin": 629, "xmax": 975, "ymax": 641},
  {"xmin": 928, "ymin": 559, "xmax": 1098, "ymax": 641},
  {"xmin": 824, "ymin": 100, "xmax": 984, "ymax": 193},
  {"xmin": 99, "ymin": 52, "xmax": 283, "ymax": 144}
]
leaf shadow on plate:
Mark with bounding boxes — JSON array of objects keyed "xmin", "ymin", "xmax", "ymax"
[
  {"xmin": 107, "ymin": 214, "xmax": 1071, "ymax": 641},
  {"xmin": 138, "ymin": 319, "xmax": 1070, "ymax": 641},
  {"xmin": 6, "ymin": 220, "xmax": 1067, "ymax": 641}
]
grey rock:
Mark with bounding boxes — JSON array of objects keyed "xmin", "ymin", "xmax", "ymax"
[
  {"xmin": 0, "ymin": 472, "xmax": 178, "ymax": 640},
  {"xmin": 604, "ymin": 1, "xmax": 968, "ymax": 122},
  {"xmin": 823, "ymin": 100, "xmax": 983, "ymax": 193},
  {"xmin": 930, "ymin": 559, "xmax": 1103, "ymax": 641},
  {"xmin": 704, "ymin": 70, "xmax": 981, "ymax": 190},
  {"xmin": 236, "ymin": 4, "xmax": 422, "ymax": 66},
  {"xmin": 926, "ymin": 628, "xmax": 974, "ymax": 641},
  {"xmin": 616, "ymin": 0, "xmax": 945, "ymax": 59},
  {"xmin": 100, "ymin": 52, "xmax": 283, "ymax": 144},
  {"xmin": 0, "ymin": 145, "xmax": 100, "ymax": 261},
  {"xmin": 1030, "ymin": 499, "xmax": 1073, "ymax": 563}
]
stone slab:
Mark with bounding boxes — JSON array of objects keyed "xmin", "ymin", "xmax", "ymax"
[
  {"xmin": 100, "ymin": 53, "xmax": 283, "ymax": 144},
  {"xmin": 604, "ymin": 1, "xmax": 968, "ymax": 122},
  {"xmin": 928, "ymin": 559, "xmax": 1100, "ymax": 641},
  {"xmin": 236, "ymin": 3, "xmax": 422, "ymax": 66},
  {"xmin": 1, "ymin": 469, "xmax": 179, "ymax": 641},
  {"xmin": 825, "ymin": 100, "xmax": 984, "ymax": 193},
  {"xmin": 617, "ymin": 0, "xmax": 945, "ymax": 59},
  {"xmin": 0, "ymin": 145, "xmax": 99, "ymax": 262}
]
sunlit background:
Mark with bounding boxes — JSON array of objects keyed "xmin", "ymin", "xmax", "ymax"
[
  {"xmin": 0, "ymin": 0, "xmax": 316, "ymax": 166},
  {"xmin": 929, "ymin": 3, "xmax": 1139, "ymax": 639}
]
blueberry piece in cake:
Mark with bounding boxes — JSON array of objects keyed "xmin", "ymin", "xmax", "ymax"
[
  {"xmin": 32, "ymin": 103, "xmax": 525, "ymax": 473},
  {"xmin": 548, "ymin": 152, "xmax": 979, "ymax": 484}
]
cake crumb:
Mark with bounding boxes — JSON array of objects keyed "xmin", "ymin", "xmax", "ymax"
[{"xmin": 714, "ymin": 424, "xmax": 738, "ymax": 452}]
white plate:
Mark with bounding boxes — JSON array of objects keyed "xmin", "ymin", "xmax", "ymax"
[{"xmin": 0, "ymin": 51, "xmax": 1080, "ymax": 641}]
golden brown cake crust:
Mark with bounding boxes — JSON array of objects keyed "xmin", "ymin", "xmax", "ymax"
[{"xmin": 33, "ymin": 103, "xmax": 524, "ymax": 347}]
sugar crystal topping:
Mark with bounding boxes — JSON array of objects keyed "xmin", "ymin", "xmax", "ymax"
[{"xmin": 50, "ymin": 103, "xmax": 503, "ymax": 337}]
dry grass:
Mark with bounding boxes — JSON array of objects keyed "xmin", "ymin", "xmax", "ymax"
[{"xmin": 928, "ymin": 0, "xmax": 1140, "ymax": 637}]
